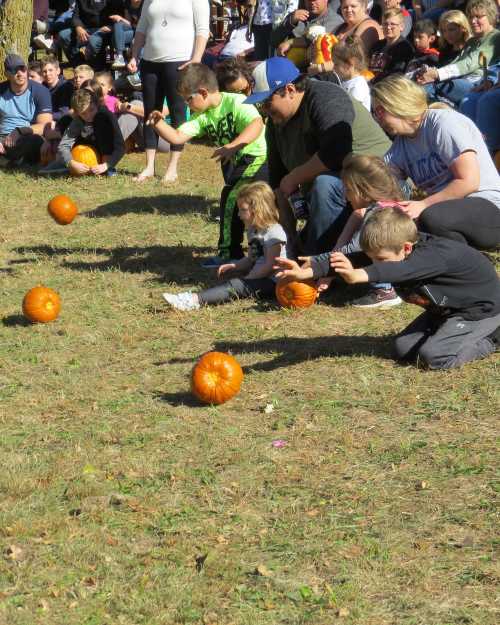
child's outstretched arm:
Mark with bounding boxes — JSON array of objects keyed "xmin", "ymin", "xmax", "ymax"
[
  {"xmin": 274, "ymin": 257, "xmax": 314, "ymax": 282},
  {"xmin": 146, "ymin": 111, "xmax": 191, "ymax": 145},
  {"xmin": 330, "ymin": 253, "xmax": 369, "ymax": 284},
  {"xmin": 217, "ymin": 257, "xmax": 253, "ymax": 278},
  {"xmin": 334, "ymin": 209, "xmax": 366, "ymax": 251},
  {"xmin": 246, "ymin": 243, "xmax": 282, "ymax": 279},
  {"xmin": 211, "ymin": 117, "xmax": 264, "ymax": 164}
]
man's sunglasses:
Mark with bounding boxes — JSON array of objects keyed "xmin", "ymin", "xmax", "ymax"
[{"xmin": 7, "ymin": 66, "xmax": 27, "ymax": 75}]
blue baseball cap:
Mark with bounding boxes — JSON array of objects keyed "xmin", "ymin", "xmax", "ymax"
[{"xmin": 244, "ymin": 57, "xmax": 300, "ymax": 105}]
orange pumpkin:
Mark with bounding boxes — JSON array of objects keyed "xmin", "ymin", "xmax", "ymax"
[
  {"xmin": 47, "ymin": 194, "xmax": 78, "ymax": 225},
  {"xmin": 71, "ymin": 144, "xmax": 100, "ymax": 168},
  {"xmin": 191, "ymin": 351, "xmax": 243, "ymax": 405},
  {"xmin": 275, "ymin": 280, "xmax": 318, "ymax": 309},
  {"xmin": 22, "ymin": 286, "xmax": 61, "ymax": 323}
]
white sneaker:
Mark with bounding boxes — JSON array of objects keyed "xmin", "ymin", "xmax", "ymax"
[
  {"xmin": 162, "ymin": 291, "xmax": 200, "ymax": 311},
  {"xmin": 111, "ymin": 53, "xmax": 126, "ymax": 69},
  {"xmin": 33, "ymin": 34, "xmax": 55, "ymax": 51}
]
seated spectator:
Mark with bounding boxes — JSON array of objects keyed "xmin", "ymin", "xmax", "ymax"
[
  {"xmin": 41, "ymin": 56, "xmax": 73, "ymax": 120},
  {"xmin": 382, "ymin": 0, "xmax": 412, "ymax": 38},
  {"xmin": 58, "ymin": 0, "xmax": 118, "ymax": 65},
  {"xmin": 460, "ymin": 60, "xmax": 500, "ymax": 153},
  {"xmin": 28, "ymin": 60, "xmax": 44, "ymax": 83},
  {"xmin": 438, "ymin": 9, "xmax": 473, "ymax": 66},
  {"xmin": 244, "ymin": 57, "xmax": 391, "ymax": 257},
  {"xmin": 109, "ymin": 0, "xmax": 143, "ymax": 69},
  {"xmin": 0, "ymin": 54, "xmax": 52, "ymax": 166},
  {"xmin": 95, "ymin": 71, "xmax": 120, "ymax": 113},
  {"xmin": 372, "ymin": 75, "xmax": 500, "ymax": 250},
  {"xmin": 417, "ymin": 0, "xmax": 500, "ymax": 106},
  {"xmin": 57, "ymin": 88, "xmax": 125, "ymax": 176},
  {"xmin": 369, "ymin": 8, "xmax": 415, "ymax": 81},
  {"xmin": 247, "ymin": 0, "xmax": 299, "ymax": 60},
  {"xmin": 335, "ymin": 0, "xmax": 383, "ymax": 53},
  {"xmin": 73, "ymin": 63, "xmax": 95, "ymax": 89},
  {"xmin": 331, "ymin": 37, "xmax": 372, "ymax": 110},
  {"xmin": 274, "ymin": 0, "xmax": 343, "ymax": 62},
  {"xmin": 203, "ymin": 24, "xmax": 255, "ymax": 68},
  {"xmin": 215, "ymin": 58, "xmax": 254, "ymax": 96},
  {"xmin": 405, "ymin": 18, "xmax": 440, "ymax": 78},
  {"xmin": 118, "ymin": 99, "xmax": 170, "ymax": 154}
]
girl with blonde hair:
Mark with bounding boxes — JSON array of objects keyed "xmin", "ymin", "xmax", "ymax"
[
  {"xmin": 162, "ymin": 182, "xmax": 288, "ymax": 310},
  {"xmin": 371, "ymin": 75, "xmax": 500, "ymax": 250},
  {"xmin": 438, "ymin": 10, "xmax": 472, "ymax": 66}
]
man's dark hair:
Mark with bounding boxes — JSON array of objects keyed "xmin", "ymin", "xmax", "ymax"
[
  {"xmin": 177, "ymin": 63, "xmax": 219, "ymax": 94},
  {"xmin": 28, "ymin": 60, "xmax": 43, "ymax": 74},
  {"xmin": 274, "ymin": 74, "xmax": 309, "ymax": 97}
]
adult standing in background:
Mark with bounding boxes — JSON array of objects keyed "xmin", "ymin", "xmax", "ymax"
[
  {"xmin": 127, "ymin": 0, "xmax": 209, "ymax": 184},
  {"xmin": 246, "ymin": 1, "xmax": 300, "ymax": 60}
]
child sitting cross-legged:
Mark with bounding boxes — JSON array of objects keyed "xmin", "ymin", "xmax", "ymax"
[
  {"xmin": 162, "ymin": 182, "xmax": 287, "ymax": 311},
  {"xmin": 276, "ymin": 207, "xmax": 500, "ymax": 370},
  {"xmin": 146, "ymin": 63, "xmax": 268, "ymax": 268}
]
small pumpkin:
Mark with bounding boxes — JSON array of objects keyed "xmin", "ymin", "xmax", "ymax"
[
  {"xmin": 275, "ymin": 280, "xmax": 318, "ymax": 309},
  {"xmin": 71, "ymin": 144, "xmax": 100, "ymax": 168},
  {"xmin": 191, "ymin": 351, "xmax": 243, "ymax": 405},
  {"xmin": 47, "ymin": 194, "xmax": 78, "ymax": 225},
  {"xmin": 312, "ymin": 33, "xmax": 338, "ymax": 65},
  {"xmin": 22, "ymin": 286, "xmax": 61, "ymax": 323}
]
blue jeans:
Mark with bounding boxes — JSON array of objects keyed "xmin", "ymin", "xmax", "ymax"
[
  {"xmin": 304, "ymin": 173, "xmax": 351, "ymax": 255},
  {"xmin": 49, "ymin": 9, "xmax": 74, "ymax": 35},
  {"xmin": 459, "ymin": 88, "xmax": 500, "ymax": 153},
  {"xmin": 424, "ymin": 78, "xmax": 476, "ymax": 107},
  {"xmin": 58, "ymin": 26, "xmax": 109, "ymax": 61},
  {"xmin": 113, "ymin": 21, "xmax": 134, "ymax": 54}
]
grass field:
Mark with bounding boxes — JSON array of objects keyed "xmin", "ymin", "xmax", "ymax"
[{"xmin": 0, "ymin": 146, "xmax": 499, "ymax": 625}]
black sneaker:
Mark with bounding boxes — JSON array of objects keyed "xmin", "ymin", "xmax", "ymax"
[
  {"xmin": 487, "ymin": 325, "xmax": 500, "ymax": 349},
  {"xmin": 351, "ymin": 287, "xmax": 402, "ymax": 309}
]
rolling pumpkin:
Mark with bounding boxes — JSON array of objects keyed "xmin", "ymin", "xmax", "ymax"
[
  {"xmin": 275, "ymin": 280, "xmax": 318, "ymax": 309},
  {"xmin": 47, "ymin": 194, "xmax": 78, "ymax": 225},
  {"xmin": 71, "ymin": 144, "xmax": 100, "ymax": 168},
  {"xmin": 191, "ymin": 351, "xmax": 243, "ymax": 405},
  {"xmin": 22, "ymin": 286, "xmax": 61, "ymax": 323}
]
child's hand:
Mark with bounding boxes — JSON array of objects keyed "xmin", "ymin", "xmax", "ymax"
[
  {"xmin": 146, "ymin": 110, "xmax": 163, "ymax": 126},
  {"xmin": 274, "ymin": 257, "xmax": 306, "ymax": 282},
  {"xmin": 90, "ymin": 163, "xmax": 109, "ymax": 175},
  {"xmin": 70, "ymin": 160, "xmax": 90, "ymax": 175},
  {"xmin": 317, "ymin": 277, "xmax": 333, "ymax": 293},
  {"xmin": 211, "ymin": 144, "xmax": 238, "ymax": 164},
  {"xmin": 330, "ymin": 252, "xmax": 357, "ymax": 283},
  {"xmin": 217, "ymin": 263, "xmax": 236, "ymax": 278}
]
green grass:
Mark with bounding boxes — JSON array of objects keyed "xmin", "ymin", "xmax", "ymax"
[{"xmin": 0, "ymin": 147, "xmax": 499, "ymax": 625}]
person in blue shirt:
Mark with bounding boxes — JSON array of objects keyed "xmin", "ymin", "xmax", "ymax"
[{"xmin": 0, "ymin": 54, "xmax": 53, "ymax": 165}]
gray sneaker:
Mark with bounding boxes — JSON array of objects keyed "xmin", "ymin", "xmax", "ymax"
[
  {"xmin": 38, "ymin": 160, "xmax": 68, "ymax": 176},
  {"xmin": 162, "ymin": 291, "xmax": 200, "ymax": 311}
]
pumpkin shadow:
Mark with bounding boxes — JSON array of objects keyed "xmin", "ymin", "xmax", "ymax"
[
  {"xmin": 2, "ymin": 314, "xmax": 31, "ymax": 327},
  {"xmin": 83, "ymin": 194, "xmax": 219, "ymax": 219},
  {"xmin": 212, "ymin": 334, "xmax": 395, "ymax": 372},
  {"xmin": 152, "ymin": 390, "xmax": 206, "ymax": 408}
]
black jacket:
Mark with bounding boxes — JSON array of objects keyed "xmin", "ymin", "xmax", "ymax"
[{"xmin": 72, "ymin": 0, "xmax": 124, "ymax": 30}]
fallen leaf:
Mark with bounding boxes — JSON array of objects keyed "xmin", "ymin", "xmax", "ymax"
[
  {"xmin": 337, "ymin": 607, "xmax": 350, "ymax": 617},
  {"xmin": 195, "ymin": 553, "xmax": 208, "ymax": 572},
  {"xmin": 415, "ymin": 480, "xmax": 428, "ymax": 491},
  {"xmin": 264, "ymin": 403, "xmax": 274, "ymax": 414},
  {"xmin": 255, "ymin": 564, "xmax": 272, "ymax": 577},
  {"xmin": 37, "ymin": 599, "xmax": 49, "ymax": 611},
  {"xmin": 4, "ymin": 545, "xmax": 25, "ymax": 561}
]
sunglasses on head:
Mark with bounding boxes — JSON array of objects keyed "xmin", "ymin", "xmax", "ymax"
[{"xmin": 7, "ymin": 65, "xmax": 27, "ymax": 74}]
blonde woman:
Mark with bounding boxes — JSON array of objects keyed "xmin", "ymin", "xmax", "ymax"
[
  {"xmin": 438, "ymin": 10, "xmax": 472, "ymax": 66},
  {"xmin": 372, "ymin": 75, "xmax": 500, "ymax": 249}
]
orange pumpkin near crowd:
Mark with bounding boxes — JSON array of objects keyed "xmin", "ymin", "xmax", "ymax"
[
  {"xmin": 191, "ymin": 351, "xmax": 244, "ymax": 405},
  {"xmin": 71, "ymin": 145, "xmax": 100, "ymax": 168},
  {"xmin": 22, "ymin": 286, "xmax": 61, "ymax": 323},
  {"xmin": 275, "ymin": 280, "xmax": 319, "ymax": 309},
  {"xmin": 47, "ymin": 194, "xmax": 78, "ymax": 225}
]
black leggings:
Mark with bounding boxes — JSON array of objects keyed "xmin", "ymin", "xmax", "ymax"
[
  {"xmin": 198, "ymin": 277, "xmax": 276, "ymax": 306},
  {"xmin": 140, "ymin": 58, "xmax": 187, "ymax": 152},
  {"xmin": 418, "ymin": 197, "xmax": 500, "ymax": 250}
]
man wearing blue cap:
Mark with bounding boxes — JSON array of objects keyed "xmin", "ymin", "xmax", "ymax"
[
  {"xmin": 244, "ymin": 56, "xmax": 391, "ymax": 257},
  {"xmin": 0, "ymin": 54, "xmax": 52, "ymax": 166}
]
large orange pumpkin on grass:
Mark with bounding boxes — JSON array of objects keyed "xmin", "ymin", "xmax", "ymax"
[
  {"xmin": 71, "ymin": 144, "xmax": 100, "ymax": 168},
  {"xmin": 22, "ymin": 286, "xmax": 61, "ymax": 323},
  {"xmin": 276, "ymin": 280, "xmax": 318, "ymax": 309},
  {"xmin": 47, "ymin": 194, "xmax": 78, "ymax": 225},
  {"xmin": 191, "ymin": 351, "xmax": 243, "ymax": 405}
]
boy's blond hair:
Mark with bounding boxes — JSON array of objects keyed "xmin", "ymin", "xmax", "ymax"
[
  {"xmin": 237, "ymin": 182, "xmax": 279, "ymax": 230},
  {"xmin": 360, "ymin": 207, "xmax": 418, "ymax": 254},
  {"xmin": 342, "ymin": 154, "xmax": 403, "ymax": 205},
  {"xmin": 71, "ymin": 88, "xmax": 99, "ymax": 113},
  {"xmin": 74, "ymin": 64, "xmax": 94, "ymax": 79},
  {"xmin": 383, "ymin": 8, "xmax": 404, "ymax": 22},
  {"xmin": 41, "ymin": 55, "xmax": 60, "ymax": 69},
  {"xmin": 371, "ymin": 75, "xmax": 428, "ymax": 119}
]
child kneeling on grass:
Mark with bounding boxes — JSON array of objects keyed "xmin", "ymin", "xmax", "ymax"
[
  {"xmin": 146, "ymin": 63, "xmax": 268, "ymax": 268},
  {"xmin": 57, "ymin": 88, "xmax": 125, "ymax": 176},
  {"xmin": 276, "ymin": 207, "xmax": 500, "ymax": 370},
  {"xmin": 163, "ymin": 182, "xmax": 287, "ymax": 311}
]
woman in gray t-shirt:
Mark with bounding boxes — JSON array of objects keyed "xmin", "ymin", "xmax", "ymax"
[{"xmin": 372, "ymin": 75, "xmax": 500, "ymax": 250}]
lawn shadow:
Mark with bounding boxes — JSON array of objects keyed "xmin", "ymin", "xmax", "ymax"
[
  {"xmin": 13, "ymin": 244, "xmax": 212, "ymax": 280},
  {"xmin": 2, "ymin": 315, "xmax": 31, "ymax": 327},
  {"xmin": 152, "ymin": 390, "xmax": 207, "ymax": 408},
  {"xmin": 83, "ymin": 194, "xmax": 219, "ymax": 219}
]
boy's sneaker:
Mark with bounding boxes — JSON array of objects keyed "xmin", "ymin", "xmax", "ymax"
[
  {"xmin": 162, "ymin": 291, "xmax": 200, "ymax": 311},
  {"xmin": 106, "ymin": 167, "xmax": 117, "ymax": 177},
  {"xmin": 351, "ymin": 287, "xmax": 402, "ymax": 309},
  {"xmin": 33, "ymin": 34, "xmax": 55, "ymax": 51},
  {"xmin": 38, "ymin": 160, "xmax": 68, "ymax": 175},
  {"xmin": 201, "ymin": 255, "xmax": 236, "ymax": 268},
  {"xmin": 127, "ymin": 72, "xmax": 142, "ymax": 89},
  {"xmin": 112, "ymin": 53, "xmax": 126, "ymax": 69}
]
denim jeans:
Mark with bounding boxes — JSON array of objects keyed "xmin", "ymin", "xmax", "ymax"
[
  {"xmin": 304, "ymin": 172, "xmax": 351, "ymax": 255},
  {"xmin": 112, "ymin": 21, "xmax": 134, "ymax": 54},
  {"xmin": 424, "ymin": 78, "xmax": 476, "ymax": 107},
  {"xmin": 459, "ymin": 88, "xmax": 500, "ymax": 153},
  {"xmin": 58, "ymin": 26, "xmax": 109, "ymax": 61}
]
